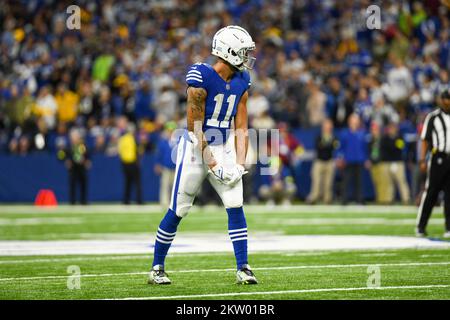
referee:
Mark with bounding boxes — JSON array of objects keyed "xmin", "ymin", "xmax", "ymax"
[{"xmin": 416, "ymin": 89, "xmax": 450, "ymax": 238}]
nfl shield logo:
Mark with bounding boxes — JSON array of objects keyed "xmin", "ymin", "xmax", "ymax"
[{"xmin": 226, "ymin": 84, "xmax": 230, "ymax": 90}]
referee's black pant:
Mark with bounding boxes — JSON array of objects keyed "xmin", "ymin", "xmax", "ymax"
[
  {"xmin": 121, "ymin": 161, "xmax": 143, "ymax": 205},
  {"xmin": 417, "ymin": 153, "xmax": 450, "ymax": 232}
]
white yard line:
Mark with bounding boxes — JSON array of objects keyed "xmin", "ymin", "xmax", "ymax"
[
  {"xmin": 10, "ymin": 218, "xmax": 442, "ymax": 227},
  {"xmin": 282, "ymin": 252, "xmax": 329, "ymax": 257},
  {"xmin": 109, "ymin": 284, "xmax": 450, "ymax": 300},
  {"xmin": 419, "ymin": 254, "xmax": 450, "ymax": 258},
  {"xmin": 358, "ymin": 253, "xmax": 398, "ymax": 257},
  {"xmin": 266, "ymin": 218, "xmax": 444, "ymax": 226},
  {"xmin": 1, "ymin": 261, "xmax": 449, "ymax": 282},
  {"xmin": 0, "ymin": 251, "xmax": 244, "ymax": 264},
  {"xmin": 0, "ymin": 255, "xmax": 150, "ymax": 264},
  {"xmin": 0, "ymin": 217, "xmax": 445, "ymax": 227},
  {"xmin": 0, "ymin": 217, "xmax": 83, "ymax": 226}
]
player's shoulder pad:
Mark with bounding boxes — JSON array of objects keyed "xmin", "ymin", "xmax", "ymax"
[{"xmin": 185, "ymin": 63, "xmax": 211, "ymax": 88}]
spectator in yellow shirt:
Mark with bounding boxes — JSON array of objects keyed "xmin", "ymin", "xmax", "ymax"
[
  {"xmin": 117, "ymin": 116, "xmax": 143, "ymax": 204},
  {"xmin": 55, "ymin": 84, "xmax": 79, "ymax": 124}
]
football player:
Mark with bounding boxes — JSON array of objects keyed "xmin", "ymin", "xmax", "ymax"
[{"xmin": 148, "ymin": 26, "xmax": 258, "ymax": 285}]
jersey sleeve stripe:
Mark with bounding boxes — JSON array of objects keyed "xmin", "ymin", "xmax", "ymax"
[
  {"xmin": 186, "ymin": 74, "xmax": 203, "ymax": 80},
  {"xmin": 187, "ymin": 73, "xmax": 202, "ymax": 79},
  {"xmin": 187, "ymin": 70, "xmax": 202, "ymax": 76},
  {"xmin": 186, "ymin": 76, "xmax": 203, "ymax": 81},
  {"xmin": 186, "ymin": 77, "xmax": 203, "ymax": 83}
]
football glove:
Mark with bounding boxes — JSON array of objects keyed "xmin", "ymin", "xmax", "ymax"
[
  {"xmin": 209, "ymin": 164, "xmax": 247, "ymax": 186},
  {"xmin": 209, "ymin": 164, "xmax": 227, "ymax": 184},
  {"xmin": 226, "ymin": 164, "xmax": 247, "ymax": 186}
]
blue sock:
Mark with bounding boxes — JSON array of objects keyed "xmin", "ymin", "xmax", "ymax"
[
  {"xmin": 152, "ymin": 209, "xmax": 182, "ymax": 267},
  {"xmin": 227, "ymin": 207, "xmax": 248, "ymax": 270}
]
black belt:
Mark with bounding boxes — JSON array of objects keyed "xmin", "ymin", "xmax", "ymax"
[{"xmin": 433, "ymin": 151, "xmax": 450, "ymax": 159}]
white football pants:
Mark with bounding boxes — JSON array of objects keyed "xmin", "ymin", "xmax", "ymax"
[{"xmin": 169, "ymin": 133, "xmax": 243, "ymax": 217}]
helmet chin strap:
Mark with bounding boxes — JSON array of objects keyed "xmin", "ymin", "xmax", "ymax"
[
  {"xmin": 219, "ymin": 58, "xmax": 241, "ymax": 72},
  {"xmin": 233, "ymin": 62, "xmax": 245, "ymax": 71}
]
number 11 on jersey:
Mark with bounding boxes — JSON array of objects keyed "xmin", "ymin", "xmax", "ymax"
[{"xmin": 206, "ymin": 94, "xmax": 236, "ymax": 128}]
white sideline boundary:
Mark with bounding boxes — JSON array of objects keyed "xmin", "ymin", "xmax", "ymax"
[
  {"xmin": 0, "ymin": 204, "xmax": 444, "ymax": 215},
  {"xmin": 108, "ymin": 284, "xmax": 450, "ymax": 300},
  {"xmin": 1, "ymin": 261, "xmax": 449, "ymax": 282},
  {"xmin": 1, "ymin": 235, "xmax": 449, "ymax": 256}
]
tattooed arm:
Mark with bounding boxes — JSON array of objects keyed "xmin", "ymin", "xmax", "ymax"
[{"xmin": 186, "ymin": 86, "xmax": 217, "ymax": 168}]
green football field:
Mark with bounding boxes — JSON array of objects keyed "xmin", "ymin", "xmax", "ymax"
[{"xmin": 0, "ymin": 205, "xmax": 449, "ymax": 300}]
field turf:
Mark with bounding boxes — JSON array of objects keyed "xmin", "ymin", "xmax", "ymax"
[{"xmin": 0, "ymin": 205, "xmax": 449, "ymax": 300}]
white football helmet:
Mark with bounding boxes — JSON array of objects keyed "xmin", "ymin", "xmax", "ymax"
[{"xmin": 211, "ymin": 26, "xmax": 256, "ymax": 71}]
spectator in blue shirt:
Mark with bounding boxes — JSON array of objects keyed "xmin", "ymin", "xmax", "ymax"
[
  {"xmin": 337, "ymin": 113, "xmax": 369, "ymax": 204},
  {"xmin": 154, "ymin": 121, "xmax": 177, "ymax": 207},
  {"xmin": 134, "ymin": 80, "xmax": 155, "ymax": 121}
]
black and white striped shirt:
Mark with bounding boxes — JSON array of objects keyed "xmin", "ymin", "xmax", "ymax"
[{"xmin": 421, "ymin": 108, "xmax": 450, "ymax": 154}]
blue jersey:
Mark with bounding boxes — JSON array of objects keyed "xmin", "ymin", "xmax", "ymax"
[{"xmin": 185, "ymin": 63, "xmax": 251, "ymax": 145}]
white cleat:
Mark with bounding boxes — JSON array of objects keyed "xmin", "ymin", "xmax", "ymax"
[
  {"xmin": 443, "ymin": 231, "xmax": 450, "ymax": 239},
  {"xmin": 148, "ymin": 265, "xmax": 171, "ymax": 285},
  {"xmin": 236, "ymin": 264, "xmax": 258, "ymax": 285}
]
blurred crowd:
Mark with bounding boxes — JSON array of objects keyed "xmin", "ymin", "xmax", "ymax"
[{"xmin": 0, "ymin": 0, "xmax": 449, "ymax": 204}]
